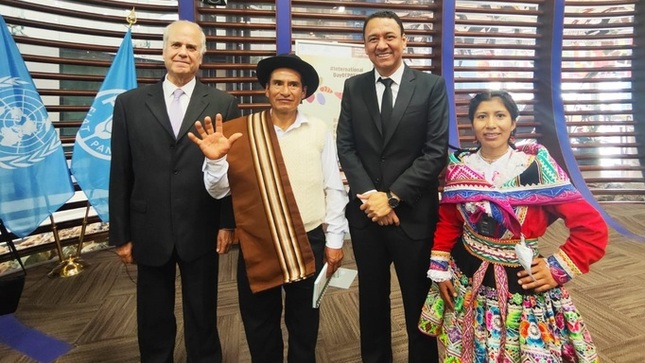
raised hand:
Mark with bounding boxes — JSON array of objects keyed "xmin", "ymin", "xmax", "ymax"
[{"xmin": 188, "ymin": 114, "xmax": 243, "ymax": 160}]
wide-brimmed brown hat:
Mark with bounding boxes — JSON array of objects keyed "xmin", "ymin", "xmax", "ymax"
[{"xmin": 256, "ymin": 53, "xmax": 319, "ymax": 98}]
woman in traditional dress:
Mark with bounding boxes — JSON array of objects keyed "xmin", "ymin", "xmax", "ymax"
[{"xmin": 419, "ymin": 91, "xmax": 608, "ymax": 362}]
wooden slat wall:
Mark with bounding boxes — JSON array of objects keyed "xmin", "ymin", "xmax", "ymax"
[
  {"xmin": 562, "ymin": 1, "xmax": 643, "ymax": 199},
  {"xmin": 196, "ymin": 0, "xmax": 278, "ymax": 113},
  {"xmin": 453, "ymin": 0, "xmax": 544, "ymax": 147},
  {"xmin": 290, "ymin": 0, "xmax": 442, "ymax": 72},
  {"xmin": 0, "ymin": 0, "xmax": 174, "ymax": 259},
  {"xmin": 1, "ymin": 0, "xmax": 643, "ymax": 261},
  {"xmin": 2, "ymin": 0, "xmax": 172, "ymax": 150},
  {"xmin": 195, "ymin": 0, "xmax": 443, "ymax": 111},
  {"xmin": 453, "ymin": 0, "xmax": 643, "ymax": 200}
]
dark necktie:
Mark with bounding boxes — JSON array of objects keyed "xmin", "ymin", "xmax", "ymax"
[{"xmin": 378, "ymin": 77, "xmax": 394, "ymax": 132}]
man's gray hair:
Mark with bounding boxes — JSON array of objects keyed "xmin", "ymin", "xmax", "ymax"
[{"xmin": 162, "ymin": 20, "xmax": 207, "ymax": 56}]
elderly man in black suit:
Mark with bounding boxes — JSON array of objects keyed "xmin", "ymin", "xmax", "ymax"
[
  {"xmin": 109, "ymin": 20, "xmax": 240, "ymax": 362},
  {"xmin": 336, "ymin": 10, "xmax": 449, "ymax": 363}
]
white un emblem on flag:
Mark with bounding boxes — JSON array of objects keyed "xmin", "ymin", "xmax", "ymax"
[
  {"xmin": 0, "ymin": 76, "xmax": 60, "ymax": 170},
  {"xmin": 75, "ymin": 89, "xmax": 124, "ymax": 160}
]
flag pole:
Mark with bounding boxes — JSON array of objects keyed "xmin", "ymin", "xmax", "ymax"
[
  {"xmin": 47, "ymin": 215, "xmax": 83, "ymax": 278},
  {"xmin": 48, "ymin": 8, "xmax": 138, "ymax": 277},
  {"xmin": 73, "ymin": 201, "xmax": 92, "ymax": 258}
]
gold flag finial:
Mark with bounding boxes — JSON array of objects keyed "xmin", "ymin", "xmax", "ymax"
[{"xmin": 126, "ymin": 7, "xmax": 137, "ymax": 28}]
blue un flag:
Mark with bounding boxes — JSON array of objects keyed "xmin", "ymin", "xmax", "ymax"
[
  {"xmin": 71, "ymin": 28, "xmax": 137, "ymax": 222},
  {"xmin": 0, "ymin": 15, "xmax": 75, "ymax": 238}
]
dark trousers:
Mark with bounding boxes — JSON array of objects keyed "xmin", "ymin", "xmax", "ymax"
[
  {"xmin": 237, "ymin": 226, "xmax": 326, "ymax": 363},
  {"xmin": 136, "ymin": 248, "xmax": 221, "ymax": 363},
  {"xmin": 350, "ymin": 223, "xmax": 438, "ymax": 363}
]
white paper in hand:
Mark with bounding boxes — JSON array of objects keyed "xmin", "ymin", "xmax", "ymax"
[
  {"xmin": 312, "ymin": 263, "xmax": 331, "ymax": 308},
  {"xmin": 312, "ymin": 265, "xmax": 358, "ymax": 308},
  {"xmin": 514, "ymin": 237, "xmax": 535, "ymax": 281},
  {"xmin": 329, "ymin": 267, "xmax": 357, "ymax": 289}
]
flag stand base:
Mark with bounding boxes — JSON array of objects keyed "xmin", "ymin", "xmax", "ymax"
[
  {"xmin": 47, "ymin": 207, "xmax": 91, "ymax": 278},
  {"xmin": 48, "ymin": 257, "xmax": 90, "ymax": 278}
]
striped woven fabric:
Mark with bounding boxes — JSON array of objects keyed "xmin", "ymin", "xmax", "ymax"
[{"xmin": 224, "ymin": 110, "xmax": 315, "ymax": 292}]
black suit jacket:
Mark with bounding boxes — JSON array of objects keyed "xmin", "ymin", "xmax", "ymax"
[
  {"xmin": 109, "ymin": 80, "xmax": 240, "ymax": 265},
  {"xmin": 336, "ymin": 65, "xmax": 449, "ymax": 240}
]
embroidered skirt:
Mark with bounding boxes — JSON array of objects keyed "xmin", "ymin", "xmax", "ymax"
[{"xmin": 428, "ymin": 260, "xmax": 598, "ymax": 363}]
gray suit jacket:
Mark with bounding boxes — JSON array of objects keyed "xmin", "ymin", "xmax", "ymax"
[
  {"xmin": 109, "ymin": 80, "xmax": 240, "ymax": 265},
  {"xmin": 336, "ymin": 65, "xmax": 449, "ymax": 239}
]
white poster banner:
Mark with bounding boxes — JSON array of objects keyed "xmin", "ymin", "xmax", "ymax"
[{"xmin": 295, "ymin": 40, "xmax": 373, "ymax": 136}]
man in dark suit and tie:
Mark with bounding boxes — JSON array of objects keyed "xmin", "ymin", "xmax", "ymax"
[
  {"xmin": 336, "ymin": 10, "xmax": 449, "ymax": 363},
  {"xmin": 109, "ymin": 20, "xmax": 240, "ymax": 362}
]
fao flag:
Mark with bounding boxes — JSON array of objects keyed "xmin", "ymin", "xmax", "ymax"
[{"xmin": 71, "ymin": 28, "xmax": 137, "ymax": 222}]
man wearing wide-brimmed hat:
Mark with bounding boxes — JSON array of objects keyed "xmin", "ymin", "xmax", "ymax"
[{"xmin": 189, "ymin": 53, "xmax": 349, "ymax": 363}]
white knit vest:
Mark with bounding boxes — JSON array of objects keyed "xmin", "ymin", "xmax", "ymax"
[{"xmin": 278, "ymin": 116, "xmax": 327, "ymax": 232}]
